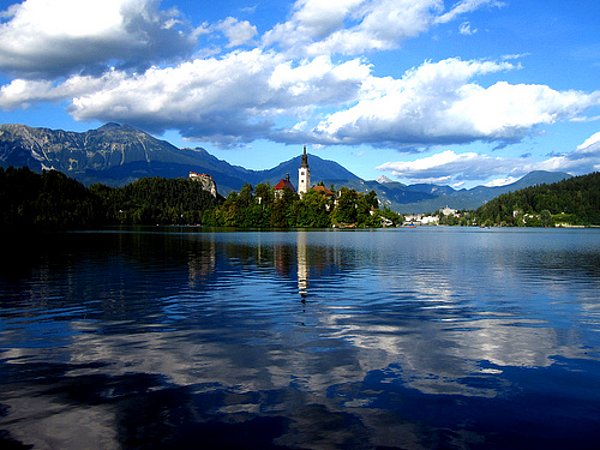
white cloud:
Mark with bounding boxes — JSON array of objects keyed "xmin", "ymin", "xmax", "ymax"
[
  {"xmin": 263, "ymin": 0, "xmax": 501, "ymax": 56},
  {"xmin": 484, "ymin": 176, "xmax": 519, "ymax": 187},
  {"xmin": 576, "ymin": 131, "xmax": 600, "ymax": 153},
  {"xmin": 459, "ymin": 21, "xmax": 477, "ymax": 35},
  {"xmin": 3, "ymin": 52, "xmax": 599, "ymax": 152},
  {"xmin": 0, "ymin": 0, "xmax": 195, "ymax": 77},
  {"xmin": 0, "ymin": 0, "xmax": 598, "ymax": 158},
  {"xmin": 62, "ymin": 51, "xmax": 370, "ymax": 145},
  {"xmin": 376, "ymin": 149, "xmax": 519, "ymax": 184},
  {"xmin": 435, "ymin": 0, "xmax": 504, "ymax": 24},
  {"xmin": 377, "ymin": 131, "xmax": 600, "ymax": 185},
  {"xmin": 0, "ymin": 73, "xmax": 120, "ymax": 109},
  {"xmin": 534, "ymin": 131, "xmax": 600, "ymax": 173},
  {"xmin": 263, "ymin": 0, "xmax": 366, "ymax": 52},
  {"xmin": 216, "ymin": 17, "xmax": 258, "ymax": 48},
  {"xmin": 310, "ymin": 58, "xmax": 600, "ymax": 147}
]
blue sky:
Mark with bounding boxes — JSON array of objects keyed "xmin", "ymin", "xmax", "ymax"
[{"xmin": 0, "ymin": 0, "xmax": 599, "ymax": 188}]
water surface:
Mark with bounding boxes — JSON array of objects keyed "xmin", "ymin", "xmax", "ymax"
[{"xmin": 1, "ymin": 228, "xmax": 599, "ymax": 449}]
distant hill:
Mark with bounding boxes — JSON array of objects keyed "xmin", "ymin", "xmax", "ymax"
[
  {"xmin": 0, "ymin": 122, "xmax": 574, "ymax": 211},
  {"xmin": 475, "ymin": 172, "xmax": 600, "ymax": 226}
]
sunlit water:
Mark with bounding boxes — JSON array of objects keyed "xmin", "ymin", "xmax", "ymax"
[{"xmin": 1, "ymin": 228, "xmax": 599, "ymax": 449}]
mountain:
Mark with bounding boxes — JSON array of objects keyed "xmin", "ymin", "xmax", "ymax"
[
  {"xmin": 0, "ymin": 123, "xmax": 573, "ymax": 211},
  {"xmin": 0, "ymin": 122, "xmax": 218, "ymax": 185},
  {"xmin": 0, "ymin": 123, "xmax": 360, "ymax": 194},
  {"xmin": 392, "ymin": 170, "xmax": 572, "ymax": 213}
]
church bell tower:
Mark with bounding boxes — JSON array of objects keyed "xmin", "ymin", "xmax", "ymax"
[{"xmin": 298, "ymin": 145, "xmax": 310, "ymax": 195}]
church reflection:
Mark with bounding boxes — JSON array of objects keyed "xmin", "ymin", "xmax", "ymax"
[
  {"xmin": 297, "ymin": 231, "xmax": 309, "ymax": 300},
  {"xmin": 184, "ymin": 231, "xmax": 351, "ymax": 302}
]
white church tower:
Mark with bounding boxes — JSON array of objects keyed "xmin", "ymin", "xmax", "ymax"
[{"xmin": 298, "ymin": 145, "xmax": 310, "ymax": 195}]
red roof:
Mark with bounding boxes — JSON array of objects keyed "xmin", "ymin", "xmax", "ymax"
[
  {"xmin": 311, "ymin": 185, "xmax": 334, "ymax": 196},
  {"xmin": 274, "ymin": 178, "xmax": 296, "ymax": 191}
]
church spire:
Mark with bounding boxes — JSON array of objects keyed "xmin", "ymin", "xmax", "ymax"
[
  {"xmin": 301, "ymin": 145, "xmax": 309, "ymax": 168},
  {"xmin": 298, "ymin": 145, "xmax": 310, "ymax": 195}
]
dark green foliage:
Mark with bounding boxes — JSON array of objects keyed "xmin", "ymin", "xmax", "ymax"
[
  {"xmin": 97, "ymin": 177, "xmax": 220, "ymax": 225},
  {"xmin": 330, "ymin": 188, "xmax": 380, "ymax": 227},
  {"xmin": 474, "ymin": 172, "xmax": 600, "ymax": 226},
  {"xmin": 0, "ymin": 167, "xmax": 101, "ymax": 229},
  {"xmin": 0, "ymin": 167, "xmax": 220, "ymax": 229},
  {"xmin": 0, "ymin": 166, "xmax": 398, "ymax": 229},
  {"xmin": 293, "ymin": 190, "xmax": 332, "ymax": 228},
  {"xmin": 206, "ymin": 183, "xmax": 388, "ymax": 228}
]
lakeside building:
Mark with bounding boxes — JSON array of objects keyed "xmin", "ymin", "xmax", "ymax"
[
  {"xmin": 404, "ymin": 214, "xmax": 440, "ymax": 226},
  {"xmin": 440, "ymin": 206, "xmax": 459, "ymax": 217}
]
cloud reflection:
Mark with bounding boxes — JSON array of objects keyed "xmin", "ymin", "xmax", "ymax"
[{"xmin": 1, "ymin": 230, "xmax": 599, "ymax": 448}]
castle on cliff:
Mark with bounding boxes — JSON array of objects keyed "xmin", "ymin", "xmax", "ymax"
[{"xmin": 188, "ymin": 171, "xmax": 218, "ymax": 197}]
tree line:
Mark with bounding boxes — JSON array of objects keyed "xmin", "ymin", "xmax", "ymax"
[
  {"xmin": 203, "ymin": 183, "xmax": 403, "ymax": 228},
  {"xmin": 0, "ymin": 167, "xmax": 220, "ymax": 230},
  {"xmin": 0, "ymin": 167, "xmax": 403, "ymax": 230},
  {"xmin": 474, "ymin": 172, "xmax": 600, "ymax": 227},
  {"xmin": 7, "ymin": 166, "xmax": 595, "ymax": 230}
]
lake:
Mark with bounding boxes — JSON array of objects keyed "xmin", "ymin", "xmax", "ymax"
[{"xmin": 1, "ymin": 228, "xmax": 599, "ymax": 449}]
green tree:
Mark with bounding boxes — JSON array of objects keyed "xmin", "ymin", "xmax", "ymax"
[
  {"xmin": 540, "ymin": 209, "xmax": 554, "ymax": 228},
  {"xmin": 294, "ymin": 190, "xmax": 332, "ymax": 228}
]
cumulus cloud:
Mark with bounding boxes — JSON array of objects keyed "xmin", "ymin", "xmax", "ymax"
[
  {"xmin": 263, "ymin": 0, "xmax": 501, "ymax": 56},
  {"xmin": 377, "ymin": 131, "xmax": 600, "ymax": 185},
  {"xmin": 376, "ymin": 149, "xmax": 522, "ymax": 184},
  {"xmin": 216, "ymin": 17, "xmax": 258, "ymax": 48},
  {"xmin": 64, "ymin": 51, "xmax": 370, "ymax": 145},
  {"xmin": 0, "ymin": 0, "xmax": 598, "ymax": 157},
  {"xmin": 310, "ymin": 58, "xmax": 600, "ymax": 147},
  {"xmin": 3, "ymin": 51, "xmax": 599, "ymax": 150},
  {"xmin": 0, "ymin": 0, "xmax": 195, "ymax": 78},
  {"xmin": 0, "ymin": 73, "xmax": 121, "ymax": 109},
  {"xmin": 534, "ymin": 131, "xmax": 600, "ymax": 173}
]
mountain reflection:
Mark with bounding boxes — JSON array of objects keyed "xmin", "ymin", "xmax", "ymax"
[{"xmin": 1, "ymin": 229, "xmax": 600, "ymax": 449}]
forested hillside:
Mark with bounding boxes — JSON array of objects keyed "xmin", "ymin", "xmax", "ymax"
[
  {"xmin": 0, "ymin": 167, "xmax": 102, "ymax": 229},
  {"xmin": 0, "ymin": 168, "xmax": 220, "ymax": 229},
  {"xmin": 91, "ymin": 177, "xmax": 221, "ymax": 225},
  {"xmin": 475, "ymin": 172, "xmax": 600, "ymax": 227}
]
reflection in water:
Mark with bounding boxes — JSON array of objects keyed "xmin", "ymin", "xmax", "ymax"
[
  {"xmin": 297, "ymin": 231, "xmax": 308, "ymax": 299},
  {"xmin": 187, "ymin": 234, "xmax": 216, "ymax": 288},
  {"xmin": 1, "ymin": 229, "xmax": 600, "ymax": 449}
]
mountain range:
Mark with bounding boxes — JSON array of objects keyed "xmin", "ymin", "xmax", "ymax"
[{"xmin": 0, "ymin": 123, "xmax": 572, "ymax": 213}]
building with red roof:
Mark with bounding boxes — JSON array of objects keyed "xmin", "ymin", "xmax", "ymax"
[
  {"xmin": 311, "ymin": 185, "xmax": 334, "ymax": 196},
  {"xmin": 274, "ymin": 174, "xmax": 296, "ymax": 199}
]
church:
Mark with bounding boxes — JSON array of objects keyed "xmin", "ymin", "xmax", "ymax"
[
  {"xmin": 274, "ymin": 145, "xmax": 311, "ymax": 197},
  {"xmin": 298, "ymin": 145, "xmax": 310, "ymax": 195}
]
